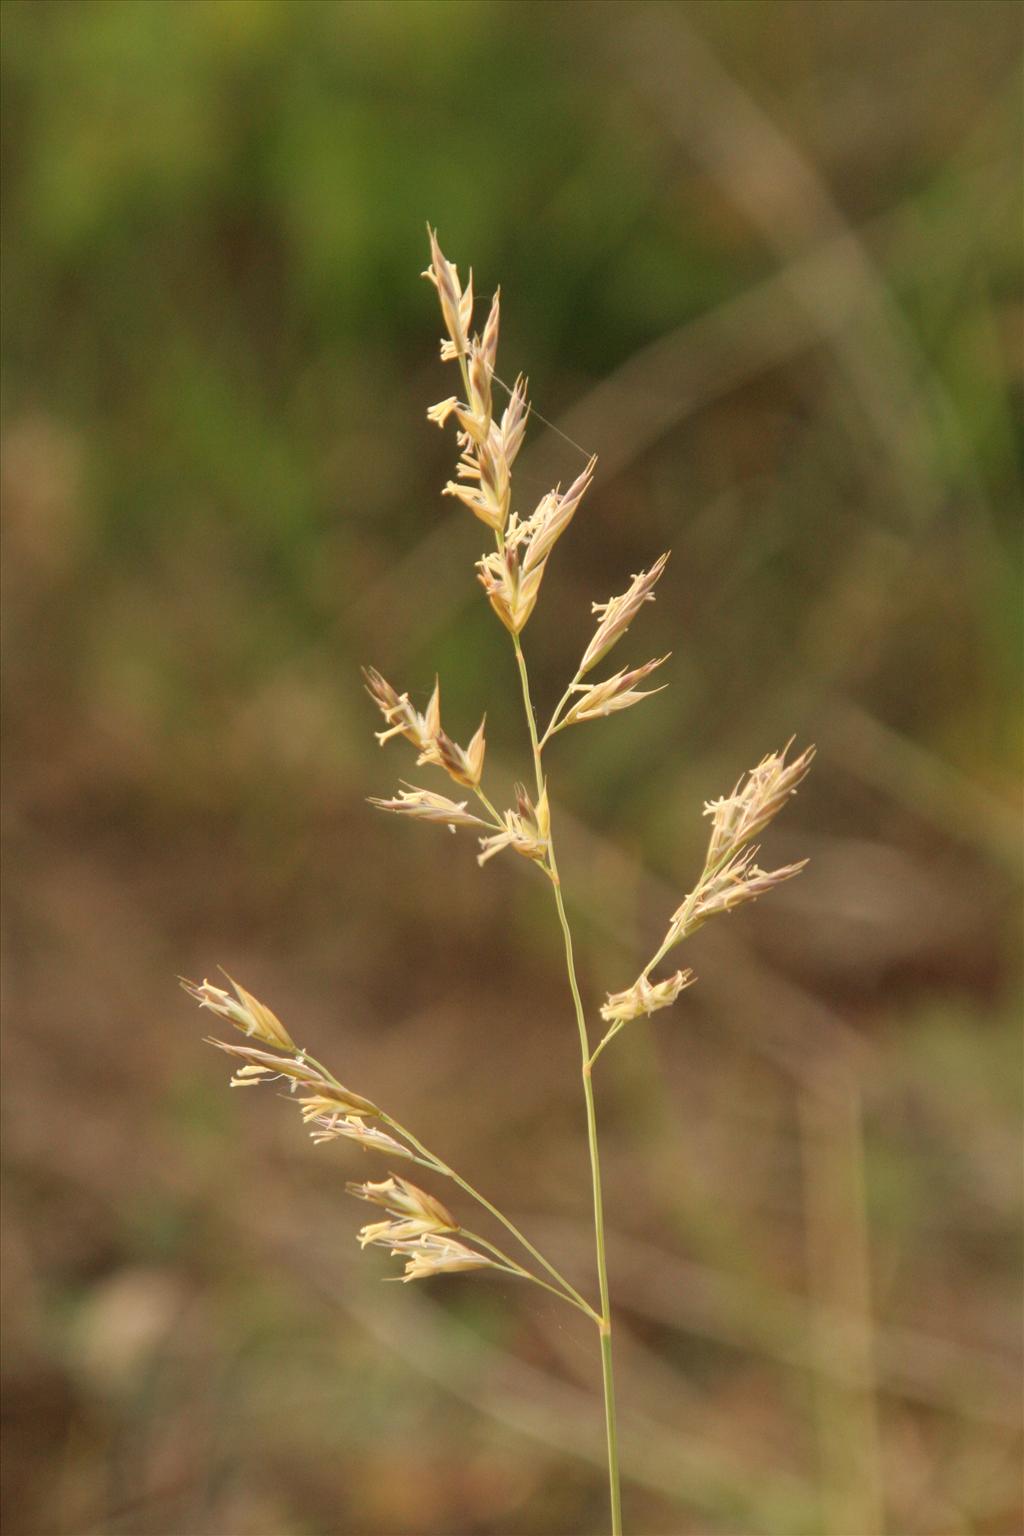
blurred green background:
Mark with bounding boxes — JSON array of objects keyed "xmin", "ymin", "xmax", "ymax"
[{"xmin": 2, "ymin": 2, "xmax": 1021, "ymax": 1533}]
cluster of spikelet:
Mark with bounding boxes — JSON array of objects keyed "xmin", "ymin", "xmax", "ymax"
[
  {"xmin": 184, "ymin": 227, "xmax": 813, "ymax": 1290},
  {"xmin": 595, "ymin": 742, "xmax": 814, "ymax": 1058},
  {"xmin": 364, "ymin": 229, "xmax": 676, "ymax": 882},
  {"xmin": 368, "ymin": 229, "xmax": 812, "ymax": 1043},
  {"xmin": 181, "ymin": 975, "xmax": 503, "ymax": 1282}
]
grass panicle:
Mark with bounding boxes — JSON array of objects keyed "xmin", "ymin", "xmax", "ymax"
[{"xmin": 183, "ymin": 227, "xmax": 813, "ymax": 1536}]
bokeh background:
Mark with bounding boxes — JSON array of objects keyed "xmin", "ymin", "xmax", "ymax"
[{"xmin": 2, "ymin": 2, "xmax": 1021, "ymax": 1533}]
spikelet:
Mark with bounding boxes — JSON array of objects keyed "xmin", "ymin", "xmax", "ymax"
[
  {"xmin": 499, "ymin": 375, "xmax": 529, "ymax": 466},
  {"xmin": 475, "ymin": 461, "xmax": 596, "ymax": 635},
  {"xmin": 561, "ymin": 656, "xmax": 670, "ymax": 728},
  {"xmin": 181, "ymin": 975, "xmax": 296, "ymax": 1052},
  {"xmin": 668, "ymin": 849, "xmax": 808, "ymax": 943},
  {"xmin": 579, "ymin": 554, "xmax": 670, "ymax": 676},
  {"xmin": 364, "ymin": 668, "xmax": 487, "ymax": 790},
  {"xmin": 478, "ymin": 783, "xmax": 550, "ymax": 867},
  {"xmin": 432, "ymin": 718, "xmax": 487, "ymax": 789},
  {"xmin": 205, "ymin": 1036, "xmax": 380, "ymax": 1112},
  {"xmin": 301, "ymin": 1107, "xmax": 415, "ymax": 1158},
  {"xmin": 444, "ymin": 433, "xmax": 511, "ymax": 531},
  {"xmin": 423, "ymin": 226, "xmax": 473, "ymax": 362},
  {"xmin": 363, "ymin": 668, "xmax": 440, "ymax": 755},
  {"xmin": 368, "ymin": 786, "xmax": 489, "ymax": 829},
  {"xmin": 389, "ymin": 1233, "xmax": 498, "ymax": 1283},
  {"xmin": 702, "ymin": 742, "xmax": 816, "ymax": 868},
  {"xmin": 349, "ymin": 1175, "xmax": 457, "ymax": 1249},
  {"xmin": 600, "ymin": 969, "xmax": 695, "ymax": 1026}
]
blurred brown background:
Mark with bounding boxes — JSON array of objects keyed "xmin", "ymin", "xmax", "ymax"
[{"xmin": 2, "ymin": 2, "xmax": 1021, "ymax": 1533}]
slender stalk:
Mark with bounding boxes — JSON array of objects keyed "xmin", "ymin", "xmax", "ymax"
[
  {"xmin": 461, "ymin": 1229, "xmax": 596, "ymax": 1317},
  {"xmin": 472, "ymin": 783, "xmax": 505, "ymax": 828},
  {"xmin": 511, "ymin": 632, "xmax": 623, "ymax": 1536},
  {"xmin": 539, "ymin": 671, "xmax": 582, "ymax": 749}
]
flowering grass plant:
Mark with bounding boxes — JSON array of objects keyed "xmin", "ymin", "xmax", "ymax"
[{"xmin": 184, "ymin": 229, "xmax": 813, "ymax": 1534}]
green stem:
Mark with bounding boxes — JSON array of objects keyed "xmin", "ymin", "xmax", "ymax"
[
  {"xmin": 587, "ymin": 1024, "xmax": 622, "ymax": 1072},
  {"xmin": 511, "ymin": 632, "xmax": 623, "ymax": 1536}
]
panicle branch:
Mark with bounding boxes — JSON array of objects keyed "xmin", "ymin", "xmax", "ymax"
[
  {"xmin": 596, "ymin": 742, "xmax": 814, "ymax": 1053},
  {"xmin": 423, "ymin": 227, "xmax": 595, "ymax": 633},
  {"xmin": 667, "ymin": 847, "xmax": 808, "ymax": 942},
  {"xmin": 184, "ymin": 974, "xmax": 586, "ymax": 1308}
]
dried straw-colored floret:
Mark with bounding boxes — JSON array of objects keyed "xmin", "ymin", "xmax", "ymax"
[
  {"xmin": 348, "ymin": 1175, "xmax": 457, "ymax": 1249},
  {"xmin": 703, "ymin": 741, "xmax": 816, "ymax": 868},
  {"xmin": 599, "ymin": 969, "xmax": 695, "ymax": 1026},
  {"xmin": 369, "ymin": 785, "xmax": 489, "ymax": 829},
  {"xmin": 560, "ymin": 656, "xmax": 670, "ymax": 728},
  {"xmin": 302, "ymin": 1108, "xmax": 414, "ymax": 1157},
  {"xmin": 363, "ymin": 668, "xmax": 487, "ymax": 788},
  {"xmin": 669, "ymin": 848, "xmax": 808, "ymax": 940},
  {"xmin": 207, "ymin": 1036, "xmax": 381, "ymax": 1115},
  {"xmin": 422, "ymin": 226, "xmax": 473, "ymax": 363},
  {"xmin": 363, "ymin": 667, "xmax": 440, "ymax": 753},
  {"xmin": 432, "ymin": 720, "xmax": 487, "ymax": 789},
  {"xmin": 477, "ymin": 783, "xmax": 550, "ymax": 867},
  {"xmin": 389, "ymin": 1233, "xmax": 498, "ymax": 1283},
  {"xmin": 182, "ymin": 975, "xmax": 296, "ymax": 1052},
  {"xmin": 579, "ymin": 553, "xmax": 670, "ymax": 676}
]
